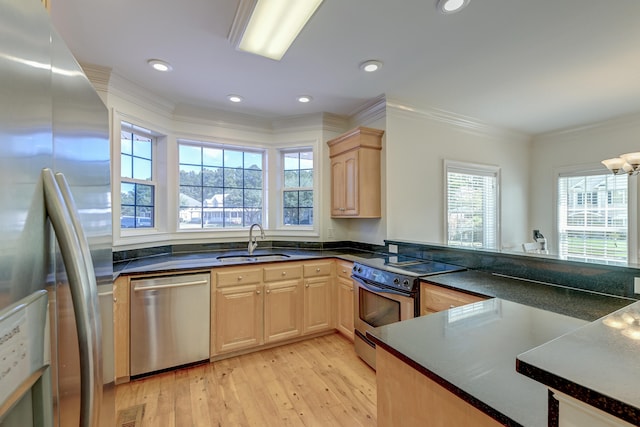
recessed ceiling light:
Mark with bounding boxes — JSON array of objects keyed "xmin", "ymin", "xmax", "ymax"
[
  {"xmin": 227, "ymin": 94, "xmax": 244, "ymax": 103},
  {"xmin": 359, "ymin": 60, "xmax": 383, "ymax": 73},
  {"xmin": 436, "ymin": 0, "xmax": 470, "ymax": 14},
  {"xmin": 147, "ymin": 59, "xmax": 173, "ymax": 72},
  {"xmin": 297, "ymin": 95, "xmax": 313, "ymax": 103}
]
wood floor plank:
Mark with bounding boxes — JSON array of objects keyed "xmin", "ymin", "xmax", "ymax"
[{"xmin": 116, "ymin": 333, "xmax": 376, "ymax": 426}]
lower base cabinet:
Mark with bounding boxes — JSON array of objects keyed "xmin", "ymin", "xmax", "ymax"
[
  {"xmin": 264, "ymin": 279, "xmax": 303, "ymax": 343},
  {"xmin": 376, "ymin": 346, "xmax": 501, "ymax": 427},
  {"xmin": 303, "ymin": 276, "xmax": 332, "ymax": 335},
  {"xmin": 215, "ymin": 284, "xmax": 263, "ymax": 354}
]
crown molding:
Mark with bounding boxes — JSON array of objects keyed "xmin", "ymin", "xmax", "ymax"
[
  {"xmin": 107, "ymin": 70, "xmax": 175, "ymax": 119},
  {"xmin": 321, "ymin": 112, "xmax": 349, "ymax": 134},
  {"xmin": 386, "ymin": 97, "xmax": 529, "ymax": 141},
  {"xmin": 79, "ymin": 62, "xmax": 111, "ymax": 93},
  {"xmin": 349, "ymin": 94, "xmax": 387, "ymax": 127},
  {"xmin": 534, "ymin": 110, "xmax": 640, "ymax": 141}
]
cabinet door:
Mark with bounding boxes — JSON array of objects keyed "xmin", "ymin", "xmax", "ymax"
[
  {"xmin": 336, "ymin": 276, "xmax": 354, "ymax": 341},
  {"xmin": 331, "ymin": 150, "xmax": 359, "ymax": 216},
  {"xmin": 331, "ymin": 156, "xmax": 346, "ymax": 216},
  {"xmin": 343, "ymin": 150, "xmax": 359, "ymax": 215},
  {"xmin": 303, "ymin": 276, "xmax": 332, "ymax": 335},
  {"xmin": 420, "ymin": 282, "xmax": 486, "ymax": 316},
  {"xmin": 264, "ymin": 279, "xmax": 303, "ymax": 343},
  {"xmin": 215, "ymin": 284, "xmax": 263, "ymax": 354}
]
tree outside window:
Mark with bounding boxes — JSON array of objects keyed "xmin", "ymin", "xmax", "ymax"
[
  {"xmin": 178, "ymin": 142, "xmax": 264, "ymax": 229},
  {"xmin": 282, "ymin": 150, "xmax": 313, "ymax": 226},
  {"xmin": 120, "ymin": 123, "xmax": 155, "ymax": 229}
]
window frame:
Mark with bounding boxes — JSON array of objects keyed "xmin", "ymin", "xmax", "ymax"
[
  {"xmin": 555, "ymin": 165, "xmax": 636, "ymax": 264},
  {"xmin": 176, "ymin": 138, "xmax": 266, "ymax": 231},
  {"xmin": 444, "ymin": 159, "xmax": 501, "ymax": 250},
  {"xmin": 280, "ymin": 147, "xmax": 314, "ymax": 228},
  {"xmin": 119, "ymin": 120, "xmax": 158, "ymax": 233}
]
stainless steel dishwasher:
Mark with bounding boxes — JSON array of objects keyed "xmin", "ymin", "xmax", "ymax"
[{"xmin": 130, "ymin": 273, "xmax": 210, "ymax": 376}]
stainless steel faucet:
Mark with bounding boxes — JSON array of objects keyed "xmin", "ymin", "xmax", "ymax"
[{"xmin": 248, "ymin": 223, "xmax": 265, "ymax": 256}]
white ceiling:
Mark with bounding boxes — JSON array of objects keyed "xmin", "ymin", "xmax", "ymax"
[{"xmin": 50, "ymin": 0, "xmax": 640, "ymax": 135}]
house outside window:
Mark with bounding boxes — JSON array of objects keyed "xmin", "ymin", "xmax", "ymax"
[
  {"xmin": 120, "ymin": 122, "xmax": 155, "ymax": 229},
  {"xmin": 282, "ymin": 149, "xmax": 313, "ymax": 226},
  {"xmin": 178, "ymin": 141, "xmax": 264, "ymax": 229},
  {"xmin": 445, "ymin": 161, "xmax": 499, "ymax": 249},
  {"xmin": 558, "ymin": 172, "xmax": 628, "ymax": 264}
]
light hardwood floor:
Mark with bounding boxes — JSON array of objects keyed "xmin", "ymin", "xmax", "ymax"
[{"xmin": 116, "ymin": 333, "xmax": 377, "ymax": 426}]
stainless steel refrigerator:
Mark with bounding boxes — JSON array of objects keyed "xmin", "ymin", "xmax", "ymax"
[{"xmin": 0, "ymin": 0, "xmax": 114, "ymax": 425}]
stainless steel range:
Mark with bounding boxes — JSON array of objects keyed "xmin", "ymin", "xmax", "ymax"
[{"xmin": 352, "ymin": 257, "xmax": 464, "ymax": 369}]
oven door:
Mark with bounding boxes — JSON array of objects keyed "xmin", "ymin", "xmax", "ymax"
[{"xmin": 352, "ymin": 276, "xmax": 415, "ymax": 370}]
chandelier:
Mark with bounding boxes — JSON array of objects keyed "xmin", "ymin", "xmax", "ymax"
[{"xmin": 601, "ymin": 152, "xmax": 640, "ymax": 175}]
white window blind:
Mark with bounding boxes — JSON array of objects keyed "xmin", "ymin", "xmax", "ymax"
[
  {"xmin": 446, "ymin": 162, "xmax": 499, "ymax": 249},
  {"xmin": 558, "ymin": 172, "xmax": 628, "ymax": 264}
]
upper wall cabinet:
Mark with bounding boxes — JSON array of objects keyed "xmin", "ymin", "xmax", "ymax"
[{"xmin": 327, "ymin": 127, "xmax": 384, "ymax": 218}]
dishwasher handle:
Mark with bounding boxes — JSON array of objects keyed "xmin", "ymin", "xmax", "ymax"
[{"xmin": 133, "ymin": 279, "xmax": 209, "ymax": 292}]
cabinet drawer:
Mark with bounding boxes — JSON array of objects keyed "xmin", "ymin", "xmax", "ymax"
[
  {"xmin": 303, "ymin": 261, "xmax": 333, "ymax": 277},
  {"xmin": 263, "ymin": 263, "xmax": 303, "ymax": 282},
  {"xmin": 420, "ymin": 282, "xmax": 485, "ymax": 313},
  {"xmin": 336, "ymin": 261, "xmax": 354, "ymax": 279},
  {"xmin": 216, "ymin": 267, "xmax": 262, "ymax": 287}
]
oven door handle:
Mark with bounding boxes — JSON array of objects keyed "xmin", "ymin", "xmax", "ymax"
[{"xmin": 352, "ymin": 275, "xmax": 412, "ymax": 297}]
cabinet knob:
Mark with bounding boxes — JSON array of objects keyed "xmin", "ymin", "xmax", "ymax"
[
  {"xmin": 305, "ymin": 283, "xmax": 309, "ymax": 288},
  {"xmin": 256, "ymin": 290, "xmax": 261, "ymax": 294},
  {"xmin": 266, "ymin": 289, "xmax": 270, "ymax": 294},
  {"xmin": 316, "ymin": 268, "xmax": 320, "ymax": 272},
  {"xmin": 238, "ymin": 276, "xmax": 243, "ymax": 281},
  {"xmin": 342, "ymin": 269, "xmax": 347, "ymax": 274},
  {"xmin": 450, "ymin": 305, "xmax": 455, "ymax": 309},
  {"xmin": 282, "ymin": 271, "xmax": 287, "ymax": 276}
]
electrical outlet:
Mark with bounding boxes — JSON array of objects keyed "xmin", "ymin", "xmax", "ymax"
[
  {"xmin": 327, "ymin": 228, "xmax": 334, "ymax": 238},
  {"xmin": 388, "ymin": 244, "xmax": 398, "ymax": 254},
  {"xmin": 634, "ymin": 277, "xmax": 640, "ymax": 294}
]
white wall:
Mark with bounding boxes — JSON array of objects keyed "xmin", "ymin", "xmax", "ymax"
[
  {"xmin": 530, "ymin": 112, "xmax": 640, "ymax": 257},
  {"xmin": 385, "ymin": 102, "xmax": 532, "ymax": 251},
  {"xmin": 86, "ymin": 65, "xmax": 540, "ymax": 252}
]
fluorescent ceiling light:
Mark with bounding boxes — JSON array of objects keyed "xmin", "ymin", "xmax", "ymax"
[{"xmin": 229, "ymin": 0, "xmax": 324, "ymax": 61}]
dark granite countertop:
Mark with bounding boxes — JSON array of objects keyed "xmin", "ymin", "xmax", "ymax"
[
  {"xmin": 421, "ymin": 270, "xmax": 634, "ymax": 321},
  {"xmin": 113, "ymin": 248, "xmax": 384, "ymax": 278},
  {"xmin": 367, "ymin": 299, "xmax": 589, "ymax": 427},
  {"xmin": 517, "ymin": 300, "xmax": 640, "ymax": 425}
]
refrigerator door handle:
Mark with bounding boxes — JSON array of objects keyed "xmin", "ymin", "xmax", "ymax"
[{"xmin": 42, "ymin": 169, "xmax": 103, "ymax": 427}]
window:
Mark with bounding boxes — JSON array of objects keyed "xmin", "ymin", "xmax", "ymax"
[
  {"xmin": 178, "ymin": 141, "xmax": 264, "ymax": 229},
  {"xmin": 282, "ymin": 150, "xmax": 313, "ymax": 226},
  {"xmin": 558, "ymin": 172, "xmax": 627, "ymax": 264},
  {"xmin": 445, "ymin": 161, "xmax": 499, "ymax": 249},
  {"xmin": 120, "ymin": 122, "xmax": 155, "ymax": 229}
]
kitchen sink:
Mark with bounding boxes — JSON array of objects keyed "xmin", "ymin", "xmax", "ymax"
[{"xmin": 216, "ymin": 254, "xmax": 291, "ymax": 263}]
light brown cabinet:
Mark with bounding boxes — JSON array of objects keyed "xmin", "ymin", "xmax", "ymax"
[
  {"xmin": 336, "ymin": 261, "xmax": 355, "ymax": 341},
  {"xmin": 263, "ymin": 264, "xmax": 303, "ymax": 344},
  {"xmin": 327, "ymin": 126, "xmax": 383, "ymax": 218},
  {"xmin": 303, "ymin": 261, "xmax": 334, "ymax": 335},
  {"xmin": 215, "ymin": 283, "xmax": 263, "ymax": 353},
  {"xmin": 113, "ymin": 275, "xmax": 130, "ymax": 384},
  {"xmin": 420, "ymin": 282, "xmax": 486, "ymax": 316},
  {"xmin": 377, "ymin": 346, "xmax": 502, "ymax": 427}
]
